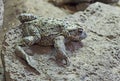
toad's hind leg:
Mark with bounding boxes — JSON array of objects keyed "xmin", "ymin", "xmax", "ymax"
[
  {"xmin": 15, "ymin": 24, "xmax": 41, "ymax": 62},
  {"xmin": 54, "ymin": 36, "xmax": 70, "ymax": 67}
]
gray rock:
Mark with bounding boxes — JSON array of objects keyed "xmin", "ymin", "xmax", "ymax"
[
  {"xmin": 0, "ymin": 0, "xmax": 4, "ymax": 28},
  {"xmin": 2, "ymin": 2, "xmax": 120, "ymax": 81}
]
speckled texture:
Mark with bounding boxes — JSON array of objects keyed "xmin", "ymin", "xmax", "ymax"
[{"xmin": 2, "ymin": 2, "xmax": 120, "ymax": 81}]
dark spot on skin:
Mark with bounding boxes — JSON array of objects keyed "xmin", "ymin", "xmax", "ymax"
[
  {"xmin": 73, "ymin": 68, "xmax": 77, "ymax": 71},
  {"xmin": 58, "ymin": 71, "xmax": 62, "ymax": 74}
]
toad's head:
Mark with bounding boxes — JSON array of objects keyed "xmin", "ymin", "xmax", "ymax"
[{"xmin": 68, "ymin": 28, "xmax": 87, "ymax": 42}]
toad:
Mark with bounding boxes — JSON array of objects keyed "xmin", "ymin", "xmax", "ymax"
[{"xmin": 16, "ymin": 13, "xmax": 87, "ymax": 67}]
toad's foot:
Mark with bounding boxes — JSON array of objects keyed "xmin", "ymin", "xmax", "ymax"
[
  {"xmin": 55, "ymin": 52, "xmax": 70, "ymax": 67},
  {"xmin": 49, "ymin": 55, "xmax": 70, "ymax": 67}
]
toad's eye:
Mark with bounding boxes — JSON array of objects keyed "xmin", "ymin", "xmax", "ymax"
[{"xmin": 78, "ymin": 28, "xmax": 83, "ymax": 34}]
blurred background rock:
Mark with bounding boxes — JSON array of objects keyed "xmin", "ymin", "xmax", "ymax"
[{"xmin": 48, "ymin": 0, "xmax": 119, "ymax": 13}]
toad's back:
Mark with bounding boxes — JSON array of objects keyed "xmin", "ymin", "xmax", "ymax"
[
  {"xmin": 26, "ymin": 17, "xmax": 72, "ymax": 37},
  {"xmin": 21, "ymin": 17, "xmax": 71, "ymax": 46},
  {"xmin": 19, "ymin": 14, "xmax": 79, "ymax": 37}
]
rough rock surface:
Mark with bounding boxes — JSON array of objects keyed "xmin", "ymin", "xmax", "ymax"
[
  {"xmin": 0, "ymin": 0, "xmax": 3, "ymax": 28},
  {"xmin": 2, "ymin": 2, "xmax": 120, "ymax": 81}
]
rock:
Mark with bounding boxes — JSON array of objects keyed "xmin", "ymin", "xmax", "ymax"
[
  {"xmin": 0, "ymin": 0, "xmax": 4, "ymax": 28},
  {"xmin": 48, "ymin": 0, "xmax": 92, "ymax": 13},
  {"xmin": 48, "ymin": 0, "xmax": 92, "ymax": 5},
  {"xmin": 60, "ymin": 2, "xmax": 90, "ymax": 13},
  {"xmin": 65, "ymin": 2, "xmax": 120, "ymax": 81},
  {"xmin": 48, "ymin": 0, "xmax": 119, "ymax": 14},
  {"xmin": 2, "ymin": 2, "xmax": 120, "ymax": 81}
]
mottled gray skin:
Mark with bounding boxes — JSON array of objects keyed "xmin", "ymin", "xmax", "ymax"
[{"xmin": 16, "ymin": 13, "xmax": 87, "ymax": 67}]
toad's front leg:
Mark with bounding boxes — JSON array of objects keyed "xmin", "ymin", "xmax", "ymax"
[{"xmin": 54, "ymin": 36, "xmax": 70, "ymax": 67}]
